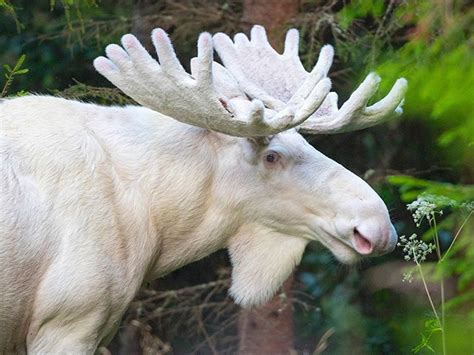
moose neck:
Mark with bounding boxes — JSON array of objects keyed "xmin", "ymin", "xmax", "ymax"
[
  {"xmin": 97, "ymin": 107, "xmax": 246, "ymax": 281},
  {"xmin": 147, "ymin": 133, "xmax": 249, "ymax": 279}
]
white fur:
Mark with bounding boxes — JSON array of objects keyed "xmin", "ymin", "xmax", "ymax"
[{"xmin": 0, "ymin": 95, "xmax": 396, "ymax": 353}]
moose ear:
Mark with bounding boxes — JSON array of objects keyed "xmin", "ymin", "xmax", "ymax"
[{"xmin": 227, "ymin": 225, "xmax": 308, "ymax": 308}]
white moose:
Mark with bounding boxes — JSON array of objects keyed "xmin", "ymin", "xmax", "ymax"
[{"xmin": 0, "ymin": 25, "xmax": 406, "ymax": 353}]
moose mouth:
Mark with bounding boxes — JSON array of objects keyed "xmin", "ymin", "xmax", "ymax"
[
  {"xmin": 314, "ymin": 229, "xmax": 361, "ymax": 264},
  {"xmin": 307, "ymin": 218, "xmax": 386, "ymax": 263}
]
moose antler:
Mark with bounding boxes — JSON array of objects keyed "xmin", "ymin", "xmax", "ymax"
[
  {"xmin": 298, "ymin": 73, "xmax": 407, "ymax": 134},
  {"xmin": 213, "ymin": 25, "xmax": 408, "ymax": 134},
  {"xmin": 94, "ymin": 29, "xmax": 331, "ymax": 137}
]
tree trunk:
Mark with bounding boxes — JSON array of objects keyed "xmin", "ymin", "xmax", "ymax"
[
  {"xmin": 242, "ymin": 0, "xmax": 300, "ymax": 50},
  {"xmin": 238, "ymin": 275, "xmax": 295, "ymax": 354},
  {"xmin": 238, "ymin": 2, "xmax": 300, "ymax": 352}
]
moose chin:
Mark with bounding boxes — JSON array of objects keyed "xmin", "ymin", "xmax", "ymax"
[{"xmin": 0, "ymin": 25, "xmax": 406, "ymax": 353}]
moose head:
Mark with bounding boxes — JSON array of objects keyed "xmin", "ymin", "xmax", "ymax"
[{"xmin": 94, "ymin": 25, "xmax": 406, "ymax": 306}]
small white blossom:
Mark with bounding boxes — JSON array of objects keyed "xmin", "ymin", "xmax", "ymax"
[
  {"xmin": 402, "ymin": 270, "xmax": 414, "ymax": 283},
  {"xmin": 460, "ymin": 201, "xmax": 474, "ymax": 212},
  {"xmin": 398, "ymin": 234, "xmax": 435, "ymax": 263},
  {"xmin": 407, "ymin": 195, "xmax": 442, "ymax": 226}
]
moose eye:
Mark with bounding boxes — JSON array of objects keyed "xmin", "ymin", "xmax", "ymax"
[{"xmin": 264, "ymin": 151, "xmax": 280, "ymax": 165}]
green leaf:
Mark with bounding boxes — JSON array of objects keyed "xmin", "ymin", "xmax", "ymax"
[
  {"xmin": 13, "ymin": 54, "xmax": 26, "ymax": 70},
  {"xmin": 387, "ymin": 175, "xmax": 474, "ymax": 203}
]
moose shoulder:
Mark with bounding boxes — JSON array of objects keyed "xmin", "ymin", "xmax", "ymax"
[{"xmin": 0, "ymin": 26, "xmax": 406, "ymax": 353}]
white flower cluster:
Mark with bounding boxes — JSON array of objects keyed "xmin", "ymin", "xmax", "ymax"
[
  {"xmin": 397, "ymin": 234, "xmax": 436, "ymax": 263},
  {"xmin": 407, "ymin": 196, "xmax": 443, "ymax": 227},
  {"xmin": 461, "ymin": 201, "xmax": 474, "ymax": 212},
  {"xmin": 402, "ymin": 269, "xmax": 415, "ymax": 283}
]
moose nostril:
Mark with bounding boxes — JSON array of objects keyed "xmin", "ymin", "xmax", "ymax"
[{"xmin": 353, "ymin": 228, "xmax": 374, "ymax": 255}]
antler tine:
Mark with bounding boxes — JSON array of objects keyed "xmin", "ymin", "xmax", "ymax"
[
  {"xmin": 298, "ymin": 74, "xmax": 408, "ymax": 134},
  {"xmin": 94, "ymin": 28, "xmax": 330, "ymax": 137},
  {"xmin": 283, "ymin": 28, "xmax": 299, "ymax": 58},
  {"xmin": 288, "ymin": 45, "xmax": 334, "ymax": 108}
]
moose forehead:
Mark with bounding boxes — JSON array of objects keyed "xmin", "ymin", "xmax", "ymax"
[{"xmin": 254, "ymin": 130, "xmax": 328, "ymax": 164}]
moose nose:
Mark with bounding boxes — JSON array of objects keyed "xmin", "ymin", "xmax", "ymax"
[
  {"xmin": 353, "ymin": 228, "xmax": 374, "ymax": 255},
  {"xmin": 352, "ymin": 224, "xmax": 398, "ymax": 256}
]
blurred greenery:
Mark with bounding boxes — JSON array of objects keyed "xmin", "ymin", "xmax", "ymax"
[
  {"xmin": 374, "ymin": 1, "xmax": 474, "ymax": 171},
  {"xmin": 388, "ymin": 175, "xmax": 474, "ymax": 203},
  {"xmin": 1, "ymin": 0, "xmax": 473, "ymax": 354}
]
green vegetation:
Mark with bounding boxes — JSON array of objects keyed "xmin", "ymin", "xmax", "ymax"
[
  {"xmin": 1, "ymin": 53, "xmax": 28, "ymax": 97},
  {"xmin": 397, "ymin": 194, "xmax": 472, "ymax": 353}
]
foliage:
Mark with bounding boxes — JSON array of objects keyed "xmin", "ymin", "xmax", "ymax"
[
  {"xmin": 373, "ymin": 1, "xmax": 474, "ymax": 168},
  {"xmin": 0, "ymin": 0, "xmax": 22, "ymax": 32},
  {"xmin": 388, "ymin": 175, "xmax": 474, "ymax": 205},
  {"xmin": 56, "ymin": 79, "xmax": 136, "ymax": 105},
  {"xmin": 1, "ymin": 53, "xmax": 28, "ymax": 97},
  {"xmin": 337, "ymin": 0, "xmax": 386, "ymax": 30}
]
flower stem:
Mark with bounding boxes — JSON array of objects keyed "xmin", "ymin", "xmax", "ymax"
[
  {"xmin": 431, "ymin": 217, "xmax": 446, "ymax": 355},
  {"xmin": 441, "ymin": 211, "xmax": 473, "ymax": 262},
  {"xmin": 413, "ymin": 250, "xmax": 441, "ymax": 326}
]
